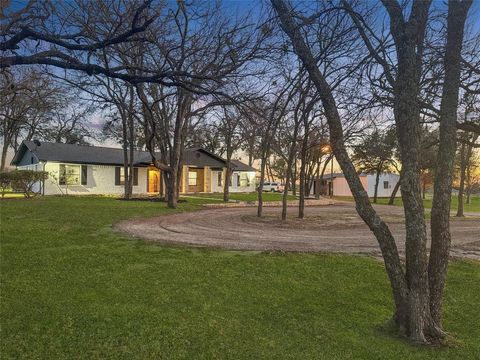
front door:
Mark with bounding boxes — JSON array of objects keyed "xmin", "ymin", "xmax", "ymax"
[{"xmin": 148, "ymin": 169, "xmax": 160, "ymax": 193}]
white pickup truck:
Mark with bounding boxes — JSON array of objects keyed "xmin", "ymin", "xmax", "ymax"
[{"xmin": 260, "ymin": 182, "xmax": 285, "ymax": 192}]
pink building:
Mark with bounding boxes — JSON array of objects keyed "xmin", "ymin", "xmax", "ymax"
[{"xmin": 311, "ymin": 173, "xmax": 368, "ymax": 197}]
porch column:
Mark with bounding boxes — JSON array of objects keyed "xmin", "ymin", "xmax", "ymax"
[
  {"xmin": 204, "ymin": 166, "xmax": 211, "ymax": 193},
  {"xmin": 182, "ymin": 165, "xmax": 189, "ymax": 194}
]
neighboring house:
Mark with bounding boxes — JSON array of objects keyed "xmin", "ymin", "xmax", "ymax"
[
  {"xmin": 309, "ymin": 172, "xmax": 400, "ymax": 198},
  {"xmin": 11, "ymin": 141, "xmax": 257, "ymax": 196},
  {"xmin": 367, "ymin": 173, "xmax": 401, "ymax": 198}
]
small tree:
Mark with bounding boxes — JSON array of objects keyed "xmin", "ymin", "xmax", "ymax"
[{"xmin": 352, "ymin": 129, "xmax": 396, "ymax": 203}]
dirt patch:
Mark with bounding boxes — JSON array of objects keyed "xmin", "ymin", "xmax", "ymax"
[{"xmin": 114, "ymin": 203, "xmax": 480, "ymax": 260}]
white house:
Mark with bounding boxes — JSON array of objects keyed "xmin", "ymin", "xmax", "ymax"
[
  {"xmin": 367, "ymin": 173, "xmax": 401, "ymax": 198},
  {"xmin": 11, "ymin": 141, "xmax": 257, "ymax": 196},
  {"xmin": 309, "ymin": 172, "xmax": 400, "ymax": 198}
]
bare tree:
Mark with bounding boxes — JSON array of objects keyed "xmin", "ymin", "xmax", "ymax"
[
  {"xmin": 0, "ymin": 1, "xmax": 169, "ymax": 85},
  {"xmin": 428, "ymin": 0, "xmax": 473, "ymax": 332},
  {"xmin": 0, "ymin": 68, "xmax": 60, "ymax": 169},
  {"xmin": 216, "ymin": 106, "xmax": 243, "ymax": 202},
  {"xmin": 250, "ymin": 76, "xmax": 298, "ymax": 217},
  {"xmin": 272, "ymin": 0, "xmax": 472, "ymax": 343}
]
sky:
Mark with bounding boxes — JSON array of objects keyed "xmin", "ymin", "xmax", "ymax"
[{"xmin": 3, "ymin": 0, "xmax": 479, "ymax": 171}]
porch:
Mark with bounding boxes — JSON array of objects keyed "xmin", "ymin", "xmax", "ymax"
[{"xmin": 146, "ymin": 165, "xmax": 221, "ymax": 195}]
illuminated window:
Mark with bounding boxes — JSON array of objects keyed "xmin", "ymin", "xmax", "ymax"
[
  {"xmin": 239, "ymin": 172, "xmax": 250, "ymax": 187},
  {"xmin": 188, "ymin": 171, "xmax": 197, "ymax": 186},
  {"xmin": 59, "ymin": 164, "xmax": 81, "ymax": 185}
]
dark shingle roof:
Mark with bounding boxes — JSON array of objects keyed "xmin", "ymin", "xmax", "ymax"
[
  {"xmin": 181, "ymin": 147, "xmax": 227, "ymax": 168},
  {"xmin": 11, "ymin": 141, "xmax": 253, "ymax": 172},
  {"xmin": 12, "ymin": 141, "xmax": 151, "ymax": 166},
  {"xmin": 315, "ymin": 172, "xmax": 367, "ymax": 180},
  {"xmin": 230, "ymin": 159, "xmax": 257, "ymax": 172}
]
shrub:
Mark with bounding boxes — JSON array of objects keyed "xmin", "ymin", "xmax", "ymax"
[
  {"xmin": 0, "ymin": 172, "xmax": 11, "ymax": 199},
  {"xmin": 0, "ymin": 170, "xmax": 49, "ymax": 198}
]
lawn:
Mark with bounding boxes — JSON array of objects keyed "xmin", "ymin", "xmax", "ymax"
[
  {"xmin": 334, "ymin": 195, "xmax": 480, "ymax": 213},
  {"xmin": 1, "ymin": 192, "xmax": 24, "ymax": 199},
  {"xmin": 1, "ymin": 196, "xmax": 479, "ymax": 359},
  {"xmin": 182, "ymin": 191, "xmax": 296, "ymax": 202}
]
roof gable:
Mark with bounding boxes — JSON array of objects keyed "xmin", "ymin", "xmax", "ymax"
[{"xmin": 230, "ymin": 159, "xmax": 257, "ymax": 172}]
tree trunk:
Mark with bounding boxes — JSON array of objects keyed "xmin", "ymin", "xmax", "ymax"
[
  {"xmin": 429, "ymin": 0, "xmax": 472, "ymax": 331},
  {"xmin": 281, "ymin": 165, "xmax": 292, "ymax": 221},
  {"xmin": 388, "ymin": 175, "xmax": 401, "ymax": 205},
  {"xmin": 162, "ymin": 165, "xmax": 179, "ymax": 209},
  {"xmin": 123, "ymin": 149, "xmax": 130, "ymax": 199},
  {"xmin": 282, "ymin": 126, "xmax": 300, "ymax": 221},
  {"xmin": 373, "ymin": 168, "xmax": 381, "ymax": 204},
  {"xmin": 273, "ymin": 0, "xmax": 409, "ymax": 337},
  {"xmin": 299, "ymin": 133, "xmax": 308, "ymax": 219},
  {"xmin": 314, "ymin": 157, "xmax": 321, "ymax": 199},
  {"xmin": 422, "ymin": 175, "xmax": 427, "ymax": 200},
  {"xmin": 317, "ymin": 155, "xmax": 331, "ymax": 197},
  {"xmin": 1, "ymin": 140, "xmax": 9, "ymax": 171},
  {"xmin": 223, "ymin": 149, "xmax": 232, "ymax": 202},
  {"xmin": 292, "ymin": 157, "xmax": 297, "ymax": 196},
  {"xmin": 128, "ymin": 86, "xmax": 135, "ymax": 198},
  {"xmin": 120, "ymin": 108, "xmax": 131, "ymax": 200},
  {"xmin": 465, "ymin": 158, "xmax": 471, "ymax": 205},
  {"xmin": 257, "ymin": 152, "xmax": 267, "ymax": 217},
  {"xmin": 456, "ymin": 141, "xmax": 466, "ymax": 217},
  {"xmin": 394, "ymin": 54, "xmax": 432, "ymax": 343}
]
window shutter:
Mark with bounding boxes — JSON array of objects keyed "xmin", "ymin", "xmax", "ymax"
[
  {"xmin": 81, "ymin": 165, "xmax": 87, "ymax": 185},
  {"xmin": 115, "ymin": 167, "xmax": 121, "ymax": 185},
  {"xmin": 133, "ymin": 168, "xmax": 139, "ymax": 186}
]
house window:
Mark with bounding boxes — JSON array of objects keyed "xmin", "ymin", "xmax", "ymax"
[
  {"xmin": 188, "ymin": 171, "xmax": 197, "ymax": 186},
  {"xmin": 217, "ymin": 171, "xmax": 223, "ymax": 187},
  {"xmin": 384, "ymin": 181, "xmax": 390, "ymax": 189},
  {"xmin": 239, "ymin": 172, "xmax": 250, "ymax": 187},
  {"xmin": 59, "ymin": 164, "xmax": 81, "ymax": 185},
  {"xmin": 115, "ymin": 167, "xmax": 139, "ymax": 186},
  {"xmin": 119, "ymin": 167, "xmax": 126, "ymax": 185},
  {"xmin": 236, "ymin": 173, "xmax": 241, "ymax": 187}
]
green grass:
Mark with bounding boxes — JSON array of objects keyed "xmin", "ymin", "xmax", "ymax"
[
  {"xmin": 182, "ymin": 191, "xmax": 296, "ymax": 202},
  {"xmin": 334, "ymin": 195, "xmax": 480, "ymax": 213},
  {"xmin": 1, "ymin": 192, "xmax": 24, "ymax": 199},
  {"xmin": 1, "ymin": 196, "xmax": 479, "ymax": 359}
]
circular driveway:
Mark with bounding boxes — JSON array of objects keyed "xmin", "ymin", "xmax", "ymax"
[{"xmin": 115, "ymin": 203, "xmax": 480, "ymax": 260}]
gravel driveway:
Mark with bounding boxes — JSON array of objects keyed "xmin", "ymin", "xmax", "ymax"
[{"xmin": 115, "ymin": 203, "xmax": 480, "ymax": 260}]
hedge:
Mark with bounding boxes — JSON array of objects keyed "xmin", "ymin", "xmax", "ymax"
[{"xmin": 0, "ymin": 170, "xmax": 49, "ymax": 198}]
